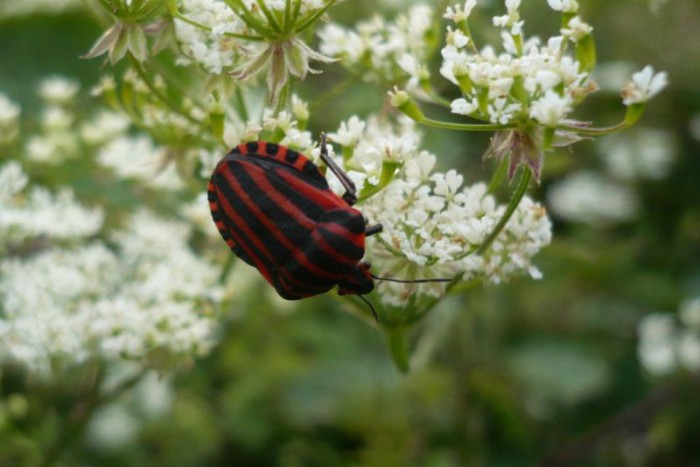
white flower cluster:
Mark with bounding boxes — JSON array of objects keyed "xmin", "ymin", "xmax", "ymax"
[
  {"xmin": 638, "ymin": 298, "xmax": 700, "ymax": 376},
  {"xmin": 24, "ymin": 76, "xmax": 92, "ymax": 164},
  {"xmin": 440, "ymin": 1, "xmax": 667, "ymax": 129},
  {"xmin": 441, "ymin": 0, "xmax": 592, "ymax": 127},
  {"xmin": 0, "ymin": 161, "xmax": 104, "ymax": 245},
  {"xmin": 174, "ymin": 0, "xmax": 245, "ymax": 74},
  {"xmin": 98, "ymin": 134, "xmax": 185, "ymax": 190},
  {"xmin": 323, "ymin": 116, "xmax": 552, "ymax": 306},
  {"xmin": 174, "ymin": 0, "xmax": 336, "ymax": 76},
  {"xmin": 0, "ymin": 210, "xmax": 221, "ymax": 375},
  {"xmin": 318, "ymin": 4, "xmax": 434, "ymax": 86}
]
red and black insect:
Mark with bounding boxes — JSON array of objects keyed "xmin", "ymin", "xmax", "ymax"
[
  {"xmin": 208, "ymin": 137, "xmax": 383, "ymax": 300},
  {"xmin": 208, "ymin": 136, "xmax": 449, "ymax": 319}
]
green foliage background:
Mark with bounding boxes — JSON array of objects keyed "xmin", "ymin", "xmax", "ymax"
[{"xmin": 2, "ymin": 0, "xmax": 700, "ymax": 465}]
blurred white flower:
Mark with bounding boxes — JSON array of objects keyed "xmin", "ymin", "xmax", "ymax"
[
  {"xmin": 80, "ymin": 110, "xmax": 131, "ymax": 145},
  {"xmin": 547, "ymin": 0, "xmax": 579, "ymax": 12},
  {"xmin": 319, "ymin": 5, "xmax": 434, "ymax": 88},
  {"xmin": 38, "ymin": 76, "xmax": 80, "ymax": 105},
  {"xmin": 680, "ymin": 297, "xmax": 700, "ymax": 328},
  {"xmin": 444, "ymin": 1, "xmax": 477, "ymax": 22},
  {"xmin": 598, "ymin": 128, "xmax": 676, "ymax": 181},
  {"xmin": 547, "ymin": 171, "xmax": 639, "ymax": 225},
  {"xmin": 638, "ymin": 300, "xmax": 700, "ymax": 376},
  {"xmin": 88, "ymin": 366, "xmax": 175, "ymax": 448},
  {"xmin": 98, "ymin": 135, "xmax": 185, "ymax": 190},
  {"xmin": 638, "ymin": 313, "xmax": 676, "ymax": 376},
  {"xmin": 0, "ymin": 210, "xmax": 221, "ymax": 375},
  {"xmin": 561, "ymin": 16, "xmax": 593, "ymax": 42},
  {"xmin": 678, "ymin": 332, "xmax": 700, "ymax": 371},
  {"xmin": 0, "ymin": 161, "xmax": 104, "ymax": 245}
]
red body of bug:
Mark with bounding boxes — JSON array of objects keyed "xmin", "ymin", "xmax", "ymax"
[{"xmin": 208, "ymin": 140, "xmax": 382, "ymax": 300}]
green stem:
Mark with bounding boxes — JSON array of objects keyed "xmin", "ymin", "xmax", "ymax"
[
  {"xmin": 225, "ymin": 0, "xmax": 273, "ymax": 37},
  {"xmin": 233, "ymin": 86, "xmax": 249, "ymax": 121},
  {"xmin": 294, "ymin": 0, "xmax": 339, "ymax": 34},
  {"xmin": 256, "ymin": 0, "xmax": 282, "ymax": 33},
  {"xmin": 558, "ymin": 120, "xmax": 630, "ymax": 136},
  {"xmin": 419, "ymin": 117, "xmax": 513, "ymax": 132},
  {"xmin": 476, "ymin": 167, "xmax": 532, "ymax": 256},
  {"xmin": 385, "ymin": 327, "xmax": 410, "ymax": 373},
  {"xmin": 486, "ymin": 155, "xmax": 509, "ymax": 195}
]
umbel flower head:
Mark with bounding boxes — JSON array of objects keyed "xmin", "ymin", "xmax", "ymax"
[
  {"xmin": 84, "ymin": 0, "xmax": 340, "ymax": 102},
  {"xmin": 318, "ymin": 116, "xmax": 552, "ymax": 323},
  {"xmin": 172, "ymin": 0, "xmax": 339, "ymax": 101},
  {"xmin": 387, "ymin": 0, "xmax": 668, "ymax": 182}
]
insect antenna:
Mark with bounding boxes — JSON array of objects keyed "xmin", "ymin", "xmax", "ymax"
[
  {"xmin": 358, "ymin": 294, "xmax": 379, "ymax": 323},
  {"xmin": 319, "ymin": 132, "xmax": 358, "ymax": 205},
  {"xmin": 370, "ymin": 274, "xmax": 453, "ymax": 284}
]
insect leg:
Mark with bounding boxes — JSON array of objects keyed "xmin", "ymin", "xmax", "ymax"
[{"xmin": 365, "ymin": 224, "xmax": 383, "ymax": 237}]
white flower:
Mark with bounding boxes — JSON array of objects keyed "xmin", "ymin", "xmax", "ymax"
[
  {"xmin": 291, "ymin": 94, "xmax": 309, "ymax": 122},
  {"xmin": 487, "ymin": 98, "xmax": 522, "ymax": 125},
  {"xmin": 622, "ymin": 66, "xmax": 669, "ymax": 105},
  {"xmin": 450, "ymin": 97, "xmax": 477, "ymax": 116},
  {"xmin": 529, "ymin": 91, "xmax": 572, "ymax": 127},
  {"xmin": 547, "ymin": 0, "xmax": 579, "ymax": 12},
  {"xmin": 446, "ymin": 27, "xmax": 470, "ymax": 49},
  {"xmin": 561, "ymin": 16, "xmax": 593, "ymax": 42},
  {"xmin": 38, "ymin": 76, "xmax": 79, "ymax": 104},
  {"xmin": 328, "ymin": 116, "xmax": 366, "ymax": 147},
  {"xmin": 444, "ymin": 0, "xmax": 477, "ymax": 22}
]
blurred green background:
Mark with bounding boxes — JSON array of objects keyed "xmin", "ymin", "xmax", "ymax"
[{"xmin": 2, "ymin": 0, "xmax": 700, "ymax": 465}]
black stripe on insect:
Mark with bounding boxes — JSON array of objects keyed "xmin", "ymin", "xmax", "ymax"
[{"xmin": 207, "ymin": 134, "xmax": 451, "ymax": 322}]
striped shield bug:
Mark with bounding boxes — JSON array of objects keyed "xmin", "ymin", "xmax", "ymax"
[{"xmin": 208, "ymin": 136, "xmax": 449, "ymax": 320}]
